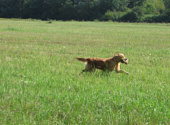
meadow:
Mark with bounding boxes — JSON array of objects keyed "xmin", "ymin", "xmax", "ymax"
[{"xmin": 0, "ymin": 19, "xmax": 169, "ymax": 124}]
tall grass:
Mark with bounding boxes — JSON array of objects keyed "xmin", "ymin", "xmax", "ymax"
[{"xmin": 0, "ymin": 19, "xmax": 169, "ymax": 124}]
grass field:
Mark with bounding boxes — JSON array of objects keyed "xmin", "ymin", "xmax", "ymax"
[{"xmin": 0, "ymin": 19, "xmax": 169, "ymax": 124}]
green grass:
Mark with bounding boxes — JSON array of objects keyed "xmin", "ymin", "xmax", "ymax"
[{"xmin": 0, "ymin": 19, "xmax": 169, "ymax": 124}]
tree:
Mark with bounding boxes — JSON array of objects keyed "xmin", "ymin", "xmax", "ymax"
[
  {"xmin": 144, "ymin": 3, "xmax": 156, "ymax": 14},
  {"xmin": 59, "ymin": 0, "xmax": 75, "ymax": 20},
  {"xmin": 22, "ymin": 0, "xmax": 64, "ymax": 20},
  {"xmin": 99, "ymin": 0, "xmax": 129, "ymax": 13},
  {"xmin": 128, "ymin": 0, "xmax": 146, "ymax": 8},
  {"xmin": 163, "ymin": 0, "xmax": 170, "ymax": 9},
  {"xmin": 74, "ymin": 1, "xmax": 95, "ymax": 20},
  {"xmin": 154, "ymin": 0, "xmax": 165, "ymax": 13},
  {"xmin": 0, "ymin": 0, "xmax": 24, "ymax": 18}
]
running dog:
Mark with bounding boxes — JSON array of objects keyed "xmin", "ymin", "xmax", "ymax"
[{"xmin": 76, "ymin": 53, "xmax": 129, "ymax": 75}]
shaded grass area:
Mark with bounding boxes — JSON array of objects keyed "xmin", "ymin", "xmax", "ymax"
[{"xmin": 0, "ymin": 19, "xmax": 170, "ymax": 124}]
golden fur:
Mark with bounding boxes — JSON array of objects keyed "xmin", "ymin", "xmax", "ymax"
[{"xmin": 76, "ymin": 53, "xmax": 129, "ymax": 75}]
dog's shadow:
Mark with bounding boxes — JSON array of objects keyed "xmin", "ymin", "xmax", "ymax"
[{"xmin": 79, "ymin": 70, "xmax": 114, "ymax": 78}]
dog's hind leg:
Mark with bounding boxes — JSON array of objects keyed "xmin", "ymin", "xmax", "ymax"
[
  {"xmin": 79, "ymin": 69, "xmax": 87, "ymax": 75},
  {"xmin": 79, "ymin": 69, "xmax": 96, "ymax": 75},
  {"xmin": 79, "ymin": 63, "xmax": 95, "ymax": 75}
]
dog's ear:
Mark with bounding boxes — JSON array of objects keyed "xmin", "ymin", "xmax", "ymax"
[
  {"xmin": 114, "ymin": 52, "xmax": 119, "ymax": 56},
  {"xmin": 114, "ymin": 54, "xmax": 118, "ymax": 57},
  {"xmin": 116, "ymin": 53, "xmax": 120, "ymax": 56},
  {"xmin": 118, "ymin": 53, "xmax": 124, "ymax": 57}
]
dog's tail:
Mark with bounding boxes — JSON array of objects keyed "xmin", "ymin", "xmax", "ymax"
[{"xmin": 76, "ymin": 57, "xmax": 88, "ymax": 63}]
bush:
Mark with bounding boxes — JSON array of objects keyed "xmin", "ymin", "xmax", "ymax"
[
  {"xmin": 143, "ymin": 14, "xmax": 170, "ymax": 23},
  {"xmin": 121, "ymin": 7, "xmax": 144, "ymax": 22},
  {"xmin": 101, "ymin": 11, "xmax": 126, "ymax": 21}
]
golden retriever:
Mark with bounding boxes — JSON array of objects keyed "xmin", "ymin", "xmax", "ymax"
[{"xmin": 76, "ymin": 53, "xmax": 129, "ymax": 75}]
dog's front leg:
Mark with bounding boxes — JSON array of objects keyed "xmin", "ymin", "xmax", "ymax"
[{"xmin": 116, "ymin": 69, "xmax": 129, "ymax": 75}]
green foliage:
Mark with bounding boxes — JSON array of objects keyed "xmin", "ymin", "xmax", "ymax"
[
  {"xmin": 121, "ymin": 6, "xmax": 144, "ymax": 22},
  {"xmin": 164, "ymin": 8, "xmax": 170, "ymax": 21},
  {"xmin": 128, "ymin": 0, "xmax": 146, "ymax": 8},
  {"xmin": 144, "ymin": 8, "xmax": 170, "ymax": 22},
  {"xmin": 0, "ymin": 0, "xmax": 24, "ymax": 18},
  {"xmin": 59, "ymin": 0, "xmax": 75, "ymax": 20},
  {"xmin": 154, "ymin": 0, "xmax": 165, "ymax": 13},
  {"xmin": 101, "ymin": 11, "xmax": 125, "ymax": 21},
  {"xmin": 146, "ymin": 0, "xmax": 165, "ymax": 14},
  {"xmin": 165, "ymin": 8, "xmax": 170, "ymax": 17},
  {"xmin": 144, "ymin": 3, "xmax": 156, "ymax": 14},
  {"xmin": 163, "ymin": 0, "xmax": 170, "ymax": 8},
  {"xmin": 0, "ymin": 0, "xmax": 169, "ymax": 22},
  {"xmin": 74, "ymin": 1, "xmax": 100, "ymax": 21},
  {"xmin": 99, "ymin": 0, "xmax": 129, "ymax": 12}
]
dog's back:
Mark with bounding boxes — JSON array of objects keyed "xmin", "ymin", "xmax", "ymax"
[{"xmin": 77, "ymin": 57, "xmax": 108, "ymax": 70}]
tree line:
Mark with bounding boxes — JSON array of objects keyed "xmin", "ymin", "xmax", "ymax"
[{"xmin": 0, "ymin": 0, "xmax": 169, "ymax": 22}]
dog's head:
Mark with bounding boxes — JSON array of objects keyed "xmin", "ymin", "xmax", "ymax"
[{"xmin": 116, "ymin": 53, "xmax": 128, "ymax": 64}]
